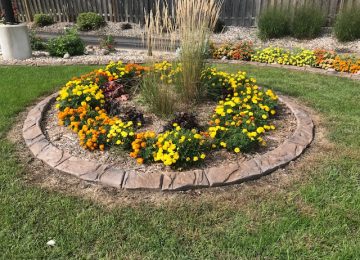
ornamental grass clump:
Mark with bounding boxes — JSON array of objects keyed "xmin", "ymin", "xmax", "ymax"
[
  {"xmin": 140, "ymin": 73, "xmax": 178, "ymax": 118},
  {"xmin": 334, "ymin": 7, "xmax": 360, "ymax": 42},
  {"xmin": 144, "ymin": 0, "xmax": 176, "ymax": 56},
  {"xmin": 144, "ymin": 0, "xmax": 223, "ymax": 102},
  {"xmin": 175, "ymin": 0, "xmax": 223, "ymax": 101},
  {"xmin": 291, "ymin": 5, "xmax": 325, "ymax": 39},
  {"xmin": 258, "ymin": 8, "xmax": 290, "ymax": 40}
]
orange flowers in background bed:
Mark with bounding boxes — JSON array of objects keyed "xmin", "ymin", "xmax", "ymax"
[{"xmin": 333, "ymin": 56, "xmax": 360, "ymax": 74}]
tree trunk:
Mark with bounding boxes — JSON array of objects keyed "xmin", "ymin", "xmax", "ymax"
[{"xmin": 1, "ymin": 0, "xmax": 17, "ymax": 24}]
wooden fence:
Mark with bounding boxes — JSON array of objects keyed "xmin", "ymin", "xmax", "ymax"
[{"xmin": 1, "ymin": 0, "xmax": 360, "ymax": 26}]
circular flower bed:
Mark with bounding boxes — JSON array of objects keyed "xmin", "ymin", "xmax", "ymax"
[{"xmin": 56, "ymin": 61, "xmax": 279, "ymax": 169}]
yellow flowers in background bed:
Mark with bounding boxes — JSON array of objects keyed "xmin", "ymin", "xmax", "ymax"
[
  {"xmin": 56, "ymin": 61, "xmax": 279, "ymax": 169},
  {"xmin": 210, "ymin": 42, "xmax": 360, "ymax": 74},
  {"xmin": 251, "ymin": 47, "xmax": 316, "ymax": 67}
]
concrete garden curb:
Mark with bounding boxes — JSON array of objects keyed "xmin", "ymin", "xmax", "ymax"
[{"xmin": 23, "ymin": 93, "xmax": 314, "ymax": 191}]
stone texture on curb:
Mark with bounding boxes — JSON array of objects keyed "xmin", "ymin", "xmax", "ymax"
[
  {"xmin": 122, "ymin": 171, "xmax": 164, "ymax": 190},
  {"xmin": 23, "ymin": 92, "xmax": 315, "ymax": 191},
  {"xmin": 162, "ymin": 170, "xmax": 209, "ymax": 191}
]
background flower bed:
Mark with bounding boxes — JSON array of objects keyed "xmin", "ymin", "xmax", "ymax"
[
  {"xmin": 211, "ymin": 42, "xmax": 360, "ymax": 74},
  {"xmin": 56, "ymin": 61, "xmax": 279, "ymax": 169}
]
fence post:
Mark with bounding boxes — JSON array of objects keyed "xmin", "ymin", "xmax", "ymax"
[{"xmin": 1, "ymin": 0, "xmax": 16, "ymax": 23}]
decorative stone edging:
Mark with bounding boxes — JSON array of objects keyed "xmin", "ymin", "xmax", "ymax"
[
  {"xmin": 209, "ymin": 59, "xmax": 360, "ymax": 81},
  {"xmin": 23, "ymin": 93, "xmax": 314, "ymax": 191}
]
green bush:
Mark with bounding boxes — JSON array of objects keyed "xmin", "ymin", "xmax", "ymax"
[
  {"xmin": 47, "ymin": 29, "xmax": 85, "ymax": 57},
  {"xmin": 77, "ymin": 12, "xmax": 105, "ymax": 31},
  {"xmin": 29, "ymin": 31, "xmax": 47, "ymax": 51},
  {"xmin": 258, "ymin": 8, "xmax": 290, "ymax": 40},
  {"xmin": 291, "ymin": 6, "xmax": 325, "ymax": 39},
  {"xmin": 33, "ymin": 13, "xmax": 54, "ymax": 27},
  {"xmin": 334, "ymin": 8, "xmax": 360, "ymax": 42}
]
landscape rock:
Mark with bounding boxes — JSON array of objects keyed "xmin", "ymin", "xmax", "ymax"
[{"xmin": 100, "ymin": 49, "xmax": 110, "ymax": 55}]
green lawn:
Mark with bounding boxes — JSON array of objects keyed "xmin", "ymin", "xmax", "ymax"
[{"xmin": 0, "ymin": 65, "xmax": 359, "ymax": 259}]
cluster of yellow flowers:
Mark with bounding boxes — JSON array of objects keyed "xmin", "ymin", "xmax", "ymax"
[
  {"xmin": 203, "ymin": 68, "xmax": 278, "ymax": 153},
  {"xmin": 107, "ymin": 120, "xmax": 136, "ymax": 148},
  {"xmin": 153, "ymin": 61, "xmax": 182, "ymax": 84},
  {"xmin": 56, "ymin": 62, "xmax": 148, "ymax": 151},
  {"xmin": 126, "ymin": 124, "xmax": 209, "ymax": 167},
  {"xmin": 153, "ymin": 125, "xmax": 208, "ymax": 166},
  {"xmin": 251, "ymin": 47, "xmax": 316, "ymax": 67}
]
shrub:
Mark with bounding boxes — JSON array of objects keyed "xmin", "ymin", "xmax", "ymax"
[
  {"xmin": 258, "ymin": 8, "xmax": 290, "ymax": 40},
  {"xmin": 121, "ymin": 23, "xmax": 132, "ymax": 30},
  {"xmin": 33, "ymin": 13, "xmax": 54, "ymax": 27},
  {"xmin": 291, "ymin": 6, "xmax": 325, "ymax": 39},
  {"xmin": 29, "ymin": 31, "xmax": 47, "ymax": 51},
  {"xmin": 334, "ymin": 8, "xmax": 360, "ymax": 42},
  {"xmin": 77, "ymin": 12, "xmax": 105, "ymax": 31},
  {"xmin": 47, "ymin": 29, "xmax": 85, "ymax": 57}
]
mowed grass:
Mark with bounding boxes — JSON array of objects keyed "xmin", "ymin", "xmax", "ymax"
[{"xmin": 0, "ymin": 64, "xmax": 359, "ymax": 259}]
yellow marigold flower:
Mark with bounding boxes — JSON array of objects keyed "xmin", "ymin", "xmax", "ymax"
[
  {"xmin": 136, "ymin": 158, "xmax": 144, "ymax": 164},
  {"xmin": 220, "ymin": 142, "xmax": 227, "ymax": 148},
  {"xmin": 256, "ymin": 127, "xmax": 265, "ymax": 134},
  {"xmin": 193, "ymin": 156, "xmax": 199, "ymax": 162},
  {"xmin": 200, "ymin": 153, "xmax": 206, "ymax": 159},
  {"xmin": 194, "ymin": 134, "xmax": 202, "ymax": 139},
  {"xmin": 234, "ymin": 147, "xmax": 240, "ymax": 153}
]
